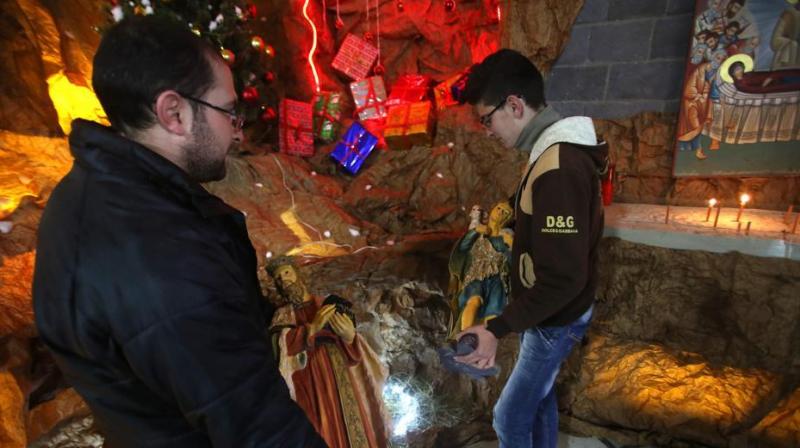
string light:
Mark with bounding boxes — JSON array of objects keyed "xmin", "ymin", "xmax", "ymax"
[{"xmin": 302, "ymin": 0, "xmax": 320, "ymax": 92}]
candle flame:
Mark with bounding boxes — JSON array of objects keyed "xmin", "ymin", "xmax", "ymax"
[
  {"xmin": 708, "ymin": 198, "xmax": 717, "ymax": 207},
  {"xmin": 740, "ymin": 193, "xmax": 750, "ymax": 205}
]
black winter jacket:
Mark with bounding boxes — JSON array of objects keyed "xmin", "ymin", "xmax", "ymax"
[{"xmin": 33, "ymin": 120, "xmax": 325, "ymax": 448}]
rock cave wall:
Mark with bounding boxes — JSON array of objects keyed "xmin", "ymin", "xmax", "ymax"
[{"xmin": 0, "ymin": 0, "xmax": 799, "ymax": 447}]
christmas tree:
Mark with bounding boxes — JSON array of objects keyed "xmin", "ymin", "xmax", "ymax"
[{"xmin": 105, "ymin": 0, "xmax": 278, "ymax": 143}]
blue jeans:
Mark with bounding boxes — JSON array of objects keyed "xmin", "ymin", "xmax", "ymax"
[{"xmin": 493, "ymin": 306, "xmax": 593, "ymax": 448}]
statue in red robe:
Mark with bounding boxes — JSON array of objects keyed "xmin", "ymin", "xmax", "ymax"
[{"xmin": 267, "ymin": 258, "xmax": 389, "ymax": 448}]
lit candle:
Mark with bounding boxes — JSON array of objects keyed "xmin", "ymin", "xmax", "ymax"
[
  {"xmin": 737, "ymin": 221, "xmax": 742, "ymax": 233},
  {"xmin": 745, "ymin": 221, "xmax": 751, "ymax": 236},
  {"xmin": 705, "ymin": 198, "xmax": 717, "ymax": 221},
  {"xmin": 735, "ymin": 193, "xmax": 750, "ymax": 222},
  {"xmin": 713, "ymin": 203, "xmax": 721, "ymax": 229}
]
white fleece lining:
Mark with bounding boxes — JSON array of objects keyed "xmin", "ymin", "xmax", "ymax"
[{"xmin": 527, "ymin": 117, "xmax": 598, "ymax": 166}]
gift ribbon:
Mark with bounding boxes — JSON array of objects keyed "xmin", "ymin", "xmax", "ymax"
[
  {"xmin": 314, "ymin": 94, "xmax": 342, "ymax": 128},
  {"xmin": 354, "ymin": 78, "xmax": 384, "ymax": 119},
  {"xmin": 341, "ymin": 130, "xmax": 369, "ymax": 168},
  {"xmin": 279, "ymin": 108, "xmax": 314, "ymax": 154}
]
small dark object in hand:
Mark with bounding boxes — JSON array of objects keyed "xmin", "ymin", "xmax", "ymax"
[
  {"xmin": 437, "ymin": 332, "xmax": 499, "ymax": 379},
  {"xmin": 322, "ymin": 294, "xmax": 356, "ymax": 326},
  {"xmin": 459, "ymin": 333, "xmax": 478, "ymax": 352}
]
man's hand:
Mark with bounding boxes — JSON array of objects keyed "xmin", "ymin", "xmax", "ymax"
[
  {"xmin": 308, "ymin": 304, "xmax": 337, "ymax": 336},
  {"xmin": 329, "ymin": 313, "xmax": 355, "ymax": 345},
  {"xmin": 454, "ymin": 324, "xmax": 498, "ymax": 369}
]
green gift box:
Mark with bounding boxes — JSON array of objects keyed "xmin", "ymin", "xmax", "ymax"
[{"xmin": 312, "ymin": 92, "xmax": 343, "ymax": 143}]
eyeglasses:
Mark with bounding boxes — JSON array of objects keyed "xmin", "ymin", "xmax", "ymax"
[
  {"xmin": 479, "ymin": 98, "xmax": 507, "ymax": 128},
  {"xmin": 178, "ymin": 93, "xmax": 245, "ymax": 130}
]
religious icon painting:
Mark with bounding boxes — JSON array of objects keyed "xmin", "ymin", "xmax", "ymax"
[{"xmin": 673, "ymin": 0, "xmax": 800, "ymax": 176}]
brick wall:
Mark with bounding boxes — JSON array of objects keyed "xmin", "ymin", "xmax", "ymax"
[{"xmin": 546, "ymin": 0, "xmax": 696, "ymax": 119}]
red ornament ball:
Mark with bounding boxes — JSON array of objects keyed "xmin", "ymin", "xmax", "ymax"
[
  {"xmin": 220, "ymin": 48, "xmax": 235, "ymax": 65},
  {"xmin": 364, "ymin": 31, "xmax": 374, "ymax": 42},
  {"xmin": 373, "ymin": 63, "xmax": 385, "ymax": 76},
  {"xmin": 260, "ymin": 107, "xmax": 277, "ymax": 122},
  {"xmin": 263, "ymin": 71, "xmax": 275, "ymax": 84},
  {"xmin": 445, "ymin": 0, "xmax": 456, "ymax": 12},
  {"xmin": 264, "ymin": 44, "xmax": 275, "ymax": 58},
  {"xmin": 242, "ymin": 86, "xmax": 259, "ymax": 103},
  {"xmin": 335, "ymin": 17, "xmax": 345, "ymax": 29},
  {"xmin": 247, "ymin": 3, "xmax": 257, "ymax": 18},
  {"xmin": 251, "ymin": 36, "xmax": 265, "ymax": 51}
]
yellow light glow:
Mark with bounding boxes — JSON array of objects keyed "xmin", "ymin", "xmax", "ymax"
[
  {"xmin": 740, "ymin": 193, "xmax": 750, "ymax": 205},
  {"xmin": 280, "ymin": 208, "xmax": 349, "ymax": 258},
  {"xmin": 708, "ymin": 198, "xmax": 717, "ymax": 207},
  {"xmin": 47, "ymin": 71, "xmax": 108, "ymax": 134}
]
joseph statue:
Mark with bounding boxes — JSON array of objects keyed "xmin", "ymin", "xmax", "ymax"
[{"xmin": 266, "ymin": 257, "xmax": 389, "ymax": 448}]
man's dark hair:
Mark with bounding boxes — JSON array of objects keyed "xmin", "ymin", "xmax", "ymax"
[
  {"xmin": 460, "ymin": 49, "xmax": 546, "ymax": 110},
  {"xmin": 93, "ymin": 16, "xmax": 220, "ymax": 133},
  {"xmin": 725, "ymin": 21, "xmax": 741, "ymax": 31}
]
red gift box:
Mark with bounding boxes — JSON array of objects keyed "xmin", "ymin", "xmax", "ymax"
[
  {"xmin": 278, "ymin": 99, "xmax": 314, "ymax": 157},
  {"xmin": 387, "ymin": 74, "xmax": 431, "ymax": 108},
  {"xmin": 331, "ymin": 34, "xmax": 379, "ymax": 81},
  {"xmin": 361, "ymin": 118, "xmax": 387, "ymax": 150}
]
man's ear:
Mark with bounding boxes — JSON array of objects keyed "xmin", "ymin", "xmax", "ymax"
[
  {"xmin": 509, "ymin": 95, "xmax": 526, "ymax": 119},
  {"xmin": 153, "ymin": 90, "xmax": 190, "ymax": 136}
]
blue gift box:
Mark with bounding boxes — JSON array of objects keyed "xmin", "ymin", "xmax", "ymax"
[{"xmin": 331, "ymin": 122, "xmax": 378, "ymax": 174}]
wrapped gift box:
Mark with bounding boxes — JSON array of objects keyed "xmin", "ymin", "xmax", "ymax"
[
  {"xmin": 278, "ymin": 99, "xmax": 314, "ymax": 157},
  {"xmin": 361, "ymin": 118, "xmax": 387, "ymax": 150},
  {"xmin": 434, "ymin": 73, "xmax": 463, "ymax": 111},
  {"xmin": 313, "ymin": 92, "xmax": 343, "ymax": 143},
  {"xmin": 384, "ymin": 101, "xmax": 434, "ymax": 149},
  {"xmin": 331, "ymin": 33, "xmax": 379, "ymax": 81},
  {"xmin": 450, "ymin": 71, "xmax": 470, "ymax": 103},
  {"xmin": 386, "ymin": 74, "xmax": 431, "ymax": 108},
  {"xmin": 331, "ymin": 122, "xmax": 379, "ymax": 174},
  {"xmin": 350, "ymin": 76, "xmax": 387, "ymax": 121}
]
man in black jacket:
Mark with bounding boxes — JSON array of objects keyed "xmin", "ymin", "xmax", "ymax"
[
  {"xmin": 455, "ymin": 49, "xmax": 608, "ymax": 448},
  {"xmin": 32, "ymin": 16, "xmax": 325, "ymax": 448}
]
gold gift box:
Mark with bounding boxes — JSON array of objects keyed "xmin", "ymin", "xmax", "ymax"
[{"xmin": 384, "ymin": 101, "xmax": 434, "ymax": 149}]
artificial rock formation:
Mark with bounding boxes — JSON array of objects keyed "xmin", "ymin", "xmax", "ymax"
[{"xmin": 559, "ymin": 238, "xmax": 800, "ymax": 447}]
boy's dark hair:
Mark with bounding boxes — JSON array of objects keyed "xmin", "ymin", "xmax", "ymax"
[
  {"xmin": 459, "ymin": 49, "xmax": 546, "ymax": 110},
  {"xmin": 92, "ymin": 16, "xmax": 220, "ymax": 133}
]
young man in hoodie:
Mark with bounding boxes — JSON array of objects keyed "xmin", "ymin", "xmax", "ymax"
[
  {"xmin": 33, "ymin": 16, "xmax": 324, "ymax": 447},
  {"xmin": 455, "ymin": 49, "xmax": 608, "ymax": 447}
]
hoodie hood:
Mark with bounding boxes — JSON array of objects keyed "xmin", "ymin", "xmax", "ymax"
[{"xmin": 513, "ymin": 106, "xmax": 561, "ymax": 154}]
